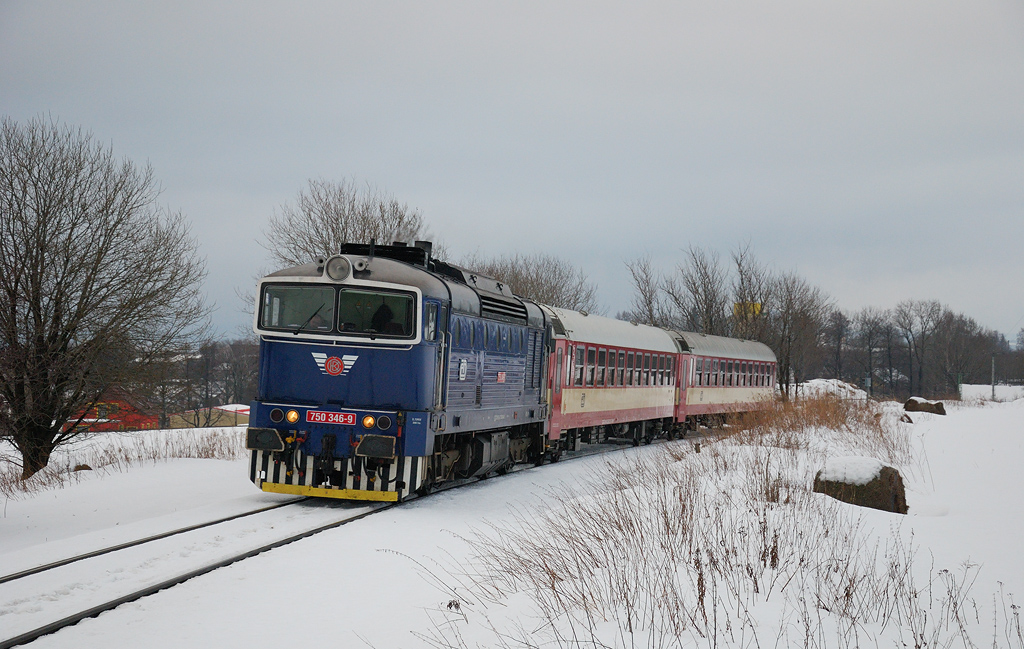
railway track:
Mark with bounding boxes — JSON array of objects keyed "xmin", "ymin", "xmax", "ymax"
[
  {"xmin": 0, "ymin": 498, "xmax": 391, "ymax": 649},
  {"xmin": 0, "ymin": 498, "xmax": 307, "ymax": 586},
  {"xmin": 0, "ymin": 433, "xmax": 713, "ymax": 648}
]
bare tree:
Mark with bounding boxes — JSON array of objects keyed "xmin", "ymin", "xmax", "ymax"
[
  {"xmin": 729, "ymin": 243, "xmax": 774, "ymax": 342},
  {"xmin": 771, "ymin": 272, "xmax": 832, "ymax": 397},
  {"xmin": 664, "ymin": 246, "xmax": 730, "ymax": 335},
  {"xmin": 932, "ymin": 310, "xmax": 997, "ymax": 396},
  {"xmin": 822, "ymin": 308, "xmax": 851, "ymax": 380},
  {"xmin": 623, "ymin": 255, "xmax": 672, "ymax": 326},
  {"xmin": 893, "ymin": 299, "xmax": 942, "ymax": 397},
  {"xmin": 262, "ymin": 178, "xmax": 435, "ymax": 268},
  {"xmin": 851, "ymin": 307, "xmax": 888, "ymax": 396},
  {"xmin": 462, "ymin": 252, "xmax": 600, "ymax": 312},
  {"xmin": 0, "ymin": 117, "xmax": 208, "ymax": 478}
]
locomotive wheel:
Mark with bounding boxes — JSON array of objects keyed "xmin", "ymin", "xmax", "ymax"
[
  {"xmin": 632, "ymin": 428, "xmax": 641, "ymax": 447},
  {"xmin": 548, "ymin": 451, "xmax": 562, "ymax": 463},
  {"xmin": 416, "ymin": 466, "xmax": 436, "ymax": 496}
]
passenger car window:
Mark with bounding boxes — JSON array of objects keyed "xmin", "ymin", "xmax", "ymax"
[{"xmin": 574, "ymin": 346, "xmax": 585, "ymax": 386}]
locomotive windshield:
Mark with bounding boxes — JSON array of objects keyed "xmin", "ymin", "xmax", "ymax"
[
  {"xmin": 261, "ymin": 285, "xmax": 336, "ymax": 333},
  {"xmin": 259, "ymin": 283, "xmax": 416, "ymax": 339},
  {"xmin": 337, "ymin": 288, "xmax": 414, "ymax": 337}
]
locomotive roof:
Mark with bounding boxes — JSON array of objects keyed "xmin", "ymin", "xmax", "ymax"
[
  {"xmin": 541, "ymin": 306, "xmax": 678, "ymax": 352},
  {"xmin": 263, "ymin": 245, "xmax": 545, "ymax": 328},
  {"xmin": 672, "ymin": 330, "xmax": 777, "ymax": 363}
]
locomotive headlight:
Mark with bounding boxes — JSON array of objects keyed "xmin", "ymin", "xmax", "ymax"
[
  {"xmin": 362, "ymin": 415, "xmax": 376, "ymax": 429},
  {"xmin": 325, "ymin": 256, "xmax": 351, "ymax": 281},
  {"xmin": 286, "ymin": 409, "xmax": 300, "ymax": 424}
]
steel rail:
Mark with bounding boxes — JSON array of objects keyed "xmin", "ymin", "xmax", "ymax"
[{"xmin": 0, "ymin": 497, "xmax": 307, "ymax": 586}]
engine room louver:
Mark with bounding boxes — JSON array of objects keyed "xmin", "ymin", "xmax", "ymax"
[{"xmin": 479, "ymin": 294, "xmax": 528, "ymax": 323}]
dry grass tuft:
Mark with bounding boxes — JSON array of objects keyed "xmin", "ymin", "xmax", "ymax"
[{"xmin": 423, "ymin": 397, "xmax": 1020, "ymax": 648}]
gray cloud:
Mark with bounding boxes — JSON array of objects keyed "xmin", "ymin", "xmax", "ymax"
[{"xmin": 3, "ymin": 0, "xmax": 1022, "ymax": 336}]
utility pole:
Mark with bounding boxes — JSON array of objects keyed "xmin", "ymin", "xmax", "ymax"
[{"xmin": 992, "ymin": 353, "xmax": 996, "ymax": 401}]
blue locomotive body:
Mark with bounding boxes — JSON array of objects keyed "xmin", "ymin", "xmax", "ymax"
[{"xmin": 246, "ymin": 243, "xmax": 551, "ymax": 501}]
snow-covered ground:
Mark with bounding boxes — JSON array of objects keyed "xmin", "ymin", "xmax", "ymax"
[
  {"xmin": 1, "ymin": 397, "xmax": 1023, "ymax": 647},
  {"xmin": 961, "ymin": 383, "xmax": 1024, "ymax": 402}
]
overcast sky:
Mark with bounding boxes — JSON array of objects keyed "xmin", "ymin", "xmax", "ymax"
[{"xmin": 2, "ymin": 1, "xmax": 1022, "ymax": 338}]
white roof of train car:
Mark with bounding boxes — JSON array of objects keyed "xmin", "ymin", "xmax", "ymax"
[
  {"xmin": 542, "ymin": 306, "xmax": 678, "ymax": 352},
  {"xmin": 675, "ymin": 331, "xmax": 776, "ymax": 363}
]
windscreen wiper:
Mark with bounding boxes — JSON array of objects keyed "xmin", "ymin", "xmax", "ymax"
[{"xmin": 294, "ymin": 303, "xmax": 326, "ymax": 335}]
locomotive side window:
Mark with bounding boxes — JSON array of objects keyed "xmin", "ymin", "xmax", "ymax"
[
  {"xmin": 336, "ymin": 288, "xmax": 415, "ymax": 338},
  {"xmin": 424, "ymin": 303, "xmax": 438, "ymax": 341},
  {"xmin": 617, "ymin": 351, "xmax": 625, "ymax": 385},
  {"xmin": 586, "ymin": 348, "xmax": 596, "ymax": 386},
  {"xmin": 261, "ymin": 285, "xmax": 336, "ymax": 334},
  {"xmin": 596, "ymin": 349, "xmax": 606, "ymax": 386}
]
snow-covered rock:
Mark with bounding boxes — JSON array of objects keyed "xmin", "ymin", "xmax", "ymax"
[
  {"xmin": 814, "ymin": 455, "xmax": 908, "ymax": 514},
  {"xmin": 799, "ymin": 378, "xmax": 867, "ymax": 400},
  {"xmin": 905, "ymin": 396, "xmax": 946, "ymax": 415}
]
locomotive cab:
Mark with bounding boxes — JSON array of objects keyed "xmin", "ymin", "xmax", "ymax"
[{"xmin": 247, "ymin": 245, "xmax": 449, "ymax": 501}]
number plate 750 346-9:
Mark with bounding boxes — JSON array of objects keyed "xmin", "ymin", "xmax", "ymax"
[{"xmin": 305, "ymin": 410, "xmax": 356, "ymax": 425}]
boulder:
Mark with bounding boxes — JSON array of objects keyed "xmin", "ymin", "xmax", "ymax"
[
  {"xmin": 904, "ymin": 397, "xmax": 946, "ymax": 415},
  {"xmin": 813, "ymin": 456, "xmax": 907, "ymax": 514}
]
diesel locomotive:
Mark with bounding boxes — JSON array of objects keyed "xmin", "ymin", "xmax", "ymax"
[{"xmin": 245, "ymin": 242, "xmax": 776, "ymax": 502}]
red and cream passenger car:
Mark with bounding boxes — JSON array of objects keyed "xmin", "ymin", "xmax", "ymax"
[{"xmin": 542, "ymin": 306, "xmax": 776, "ymax": 449}]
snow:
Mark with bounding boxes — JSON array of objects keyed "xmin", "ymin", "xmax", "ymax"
[
  {"xmin": 817, "ymin": 455, "xmax": 884, "ymax": 485},
  {"xmin": 798, "ymin": 378, "xmax": 868, "ymax": 400},
  {"xmin": 2, "ymin": 396, "xmax": 1024, "ymax": 647},
  {"xmin": 960, "ymin": 383, "xmax": 1024, "ymax": 402},
  {"xmin": 215, "ymin": 404, "xmax": 250, "ymax": 415}
]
